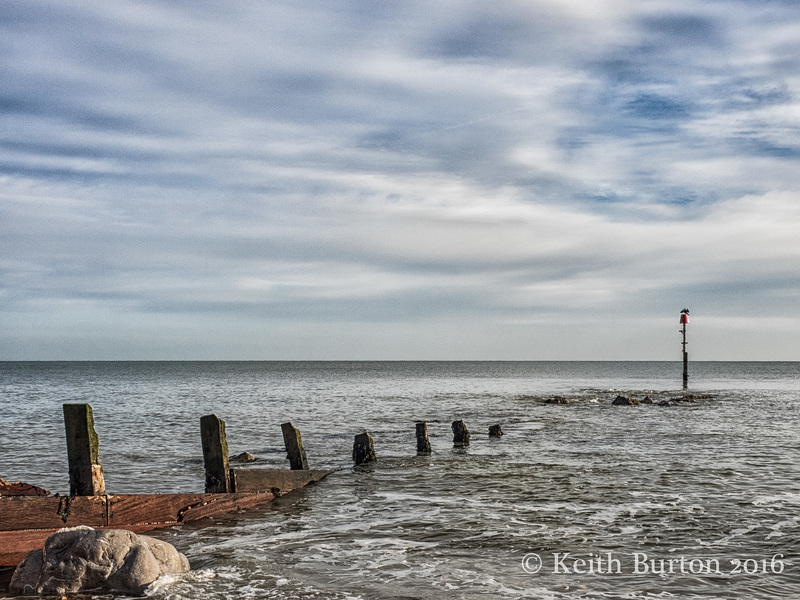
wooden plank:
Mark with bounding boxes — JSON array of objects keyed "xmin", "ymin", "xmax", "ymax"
[
  {"xmin": 0, "ymin": 492, "xmax": 284, "ymax": 567},
  {"xmin": 107, "ymin": 493, "xmax": 212, "ymax": 528},
  {"xmin": 176, "ymin": 492, "xmax": 276, "ymax": 523},
  {"xmin": 63, "ymin": 403, "xmax": 106, "ymax": 496},
  {"xmin": 0, "ymin": 492, "xmax": 283, "ymax": 568},
  {"xmin": 200, "ymin": 414, "xmax": 232, "ymax": 493},
  {"xmin": 0, "ymin": 496, "xmax": 108, "ymax": 531},
  {"xmin": 281, "ymin": 422, "xmax": 309, "ymax": 470},
  {"xmin": 0, "ymin": 473, "xmax": 332, "ymax": 568},
  {"xmin": 0, "ymin": 529, "xmax": 59, "ymax": 568},
  {"xmin": 0, "ymin": 480, "xmax": 329, "ymax": 535},
  {"xmin": 109, "ymin": 492, "xmax": 296, "ymax": 527},
  {"xmin": 231, "ymin": 468, "xmax": 331, "ymax": 493}
]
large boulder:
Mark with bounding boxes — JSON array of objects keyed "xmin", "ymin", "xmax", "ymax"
[{"xmin": 10, "ymin": 527, "xmax": 189, "ymax": 596}]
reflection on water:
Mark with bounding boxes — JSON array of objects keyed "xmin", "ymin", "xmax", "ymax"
[{"xmin": 1, "ymin": 362, "xmax": 799, "ymax": 599}]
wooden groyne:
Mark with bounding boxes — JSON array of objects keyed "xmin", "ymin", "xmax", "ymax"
[
  {"xmin": 0, "ymin": 405, "xmax": 331, "ymax": 569},
  {"xmin": 2, "ymin": 409, "xmax": 507, "ymax": 570}
]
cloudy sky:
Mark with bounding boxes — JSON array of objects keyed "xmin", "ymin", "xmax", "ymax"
[{"xmin": 2, "ymin": 0, "xmax": 799, "ymax": 360}]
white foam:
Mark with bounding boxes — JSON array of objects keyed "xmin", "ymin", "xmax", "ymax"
[{"xmin": 753, "ymin": 492, "xmax": 800, "ymax": 506}]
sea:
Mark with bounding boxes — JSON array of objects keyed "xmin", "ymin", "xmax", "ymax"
[{"xmin": 1, "ymin": 361, "xmax": 799, "ymax": 600}]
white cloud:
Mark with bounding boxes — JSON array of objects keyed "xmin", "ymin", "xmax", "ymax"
[{"xmin": 1, "ymin": 0, "xmax": 799, "ymax": 359}]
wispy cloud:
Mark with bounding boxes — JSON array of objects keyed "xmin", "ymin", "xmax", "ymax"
[{"xmin": 1, "ymin": 0, "xmax": 799, "ymax": 359}]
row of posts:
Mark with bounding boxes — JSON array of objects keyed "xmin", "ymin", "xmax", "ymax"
[
  {"xmin": 62, "ymin": 403, "xmax": 504, "ymax": 496},
  {"xmin": 200, "ymin": 415, "xmax": 312, "ymax": 493},
  {"xmin": 200, "ymin": 416, "xmax": 505, "ymax": 485},
  {"xmin": 354, "ymin": 419, "xmax": 503, "ymax": 465},
  {"xmin": 62, "ymin": 405, "xmax": 317, "ymax": 496}
]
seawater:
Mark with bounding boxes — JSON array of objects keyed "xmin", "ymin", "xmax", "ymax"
[{"xmin": 1, "ymin": 361, "xmax": 799, "ymax": 599}]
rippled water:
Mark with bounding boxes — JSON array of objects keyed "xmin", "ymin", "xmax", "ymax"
[{"xmin": 1, "ymin": 361, "xmax": 799, "ymax": 599}]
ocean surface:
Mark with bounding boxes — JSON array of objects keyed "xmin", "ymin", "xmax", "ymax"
[{"xmin": 1, "ymin": 361, "xmax": 799, "ymax": 599}]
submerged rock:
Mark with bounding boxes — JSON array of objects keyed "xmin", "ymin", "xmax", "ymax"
[
  {"xmin": 612, "ymin": 395, "xmax": 641, "ymax": 406},
  {"xmin": 545, "ymin": 396, "xmax": 569, "ymax": 404},
  {"xmin": 660, "ymin": 395, "xmax": 706, "ymax": 407},
  {"xmin": 488, "ymin": 424, "xmax": 503, "ymax": 437},
  {"xmin": 10, "ymin": 527, "xmax": 189, "ymax": 596},
  {"xmin": 230, "ymin": 451, "xmax": 257, "ymax": 463}
]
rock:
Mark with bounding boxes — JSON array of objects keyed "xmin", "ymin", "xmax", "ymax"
[
  {"xmin": 641, "ymin": 396, "xmax": 654, "ymax": 404},
  {"xmin": 488, "ymin": 424, "xmax": 503, "ymax": 437},
  {"xmin": 545, "ymin": 396, "xmax": 569, "ymax": 404},
  {"xmin": 9, "ymin": 546, "xmax": 43, "ymax": 593},
  {"xmin": 612, "ymin": 395, "xmax": 641, "ymax": 406},
  {"xmin": 0, "ymin": 477, "xmax": 50, "ymax": 496},
  {"xmin": 230, "ymin": 452, "xmax": 257, "ymax": 463},
  {"xmin": 10, "ymin": 527, "xmax": 189, "ymax": 596}
]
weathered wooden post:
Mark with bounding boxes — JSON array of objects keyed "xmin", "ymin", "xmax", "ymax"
[
  {"xmin": 281, "ymin": 421, "xmax": 309, "ymax": 470},
  {"xmin": 489, "ymin": 424, "xmax": 503, "ymax": 437},
  {"xmin": 63, "ymin": 403, "xmax": 106, "ymax": 496},
  {"xmin": 353, "ymin": 432, "xmax": 376, "ymax": 465},
  {"xmin": 416, "ymin": 421, "xmax": 431, "ymax": 454},
  {"xmin": 452, "ymin": 420, "xmax": 470, "ymax": 447},
  {"xmin": 200, "ymin": 414, "xmax": 232, "ymax": 493}
]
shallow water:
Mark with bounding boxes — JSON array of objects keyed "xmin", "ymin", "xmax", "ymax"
[{"xmin": 1, "ymin": 361, "xmax": 799, "ymax": 599}]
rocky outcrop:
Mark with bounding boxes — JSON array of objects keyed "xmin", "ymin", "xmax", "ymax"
[
  {"xmin": 612, "ymin": 395, "xmax": 641, "ymax": 406},
  {"xmin": 10, "ymin": 527, "xmax": 189, "ymax": 596}
]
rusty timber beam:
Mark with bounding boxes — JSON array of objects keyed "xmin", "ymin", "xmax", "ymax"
[
  {"xmin": 63, "ymin": 404, "xmax": 106, "ymax": 496},
  {"xmin": 200, "ymin": 414, "xmax": 232, "ymax": 493}
]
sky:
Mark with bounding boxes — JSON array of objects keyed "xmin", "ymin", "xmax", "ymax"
[{"xmin": 2, "ymin": 0, "xmax": 799, "ymax": 360}]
